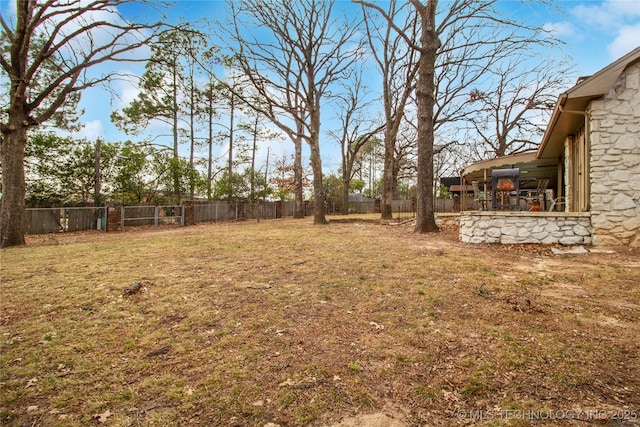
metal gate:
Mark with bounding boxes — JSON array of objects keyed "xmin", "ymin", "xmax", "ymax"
[{"xmin": 121, "ymin": 205, "xmax": 184, "ymax": 229}]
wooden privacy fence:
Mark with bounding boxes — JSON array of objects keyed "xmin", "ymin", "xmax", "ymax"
[
  {"xmin": 25, "ymin": 207, "xmax": 107, "ymax": 234},
  {"xmin": 24, "ymin": 198, "xmax": 467, "ymax": 234}
]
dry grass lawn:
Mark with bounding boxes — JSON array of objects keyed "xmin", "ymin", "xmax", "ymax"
[{"xmin": 1, "ymin": 217, "xmax": 639, "ymax": 426}]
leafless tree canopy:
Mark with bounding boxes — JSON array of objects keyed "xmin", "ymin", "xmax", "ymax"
[
  {"xmin": 220, "ymin": 0, "xmax": 364, "ymax": 224},
  {"xmin": 465, "ymin": 54, "xmax": 573, "ymax": 158},
  {"xmin": 1, "ymin": 0, "xmax": 169, "ymax": 247},
  {"xmin": 360, "ymin": 0, "xmax": 420, "ymax": 219},
  {"xmin": 356, "ymin": 0, "xmax": 569, "ymax": 232},
  {"xmin": 327, "ymin": 67, "xmax": 384, "ymax": 215}
]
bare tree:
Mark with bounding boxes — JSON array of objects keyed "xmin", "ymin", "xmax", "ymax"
[
  {"xmin": 328, "ymin": 69, "xmax": 384, "ymax": 215},
  {"xmin": 408, "ymin": 0, "xmax": 440, "ymax": 232},
  {"xmin": 355, "ymin": 136, "xmax": 383, "ymax": 198},
  {"xmin": 0, "ymin": 0, "xmax": 169, "ymax": 247},
  {"xmin": 356, "ymin": 0, "xmax": 439, "ymax": 232},
  {"xmin": 467, "ymin": 55, "xmax": 572, "ymax": 158},
  {"xmin": 356, "ymin": 0, "xmax": 563, "ymax": 233},
  {"xmin": 361, "ymin": 0, "xmax": 420, "ymax": 220},
  {"xmin": 221, "ymin": 0, "xmax": 363, "ymax": 224},
  {"xmin": 394, "ymin": 117, "xmax": 419, "ymax": 196},
  {"xmin": 238, "ymin": 103, "xmax": 281, "ymax": 200}
]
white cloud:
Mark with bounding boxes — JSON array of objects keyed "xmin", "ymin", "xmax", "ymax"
[
  {"xmin": 566, "ymin": 0, "xmax": 640, "ymax": 63},
  {"xmin": 608, "ymin": 0, "xmax": 640, "ymax": 18},
  {"xmin": 39, "ymin": 2, "xmax": 152, "ymax": 63},
  {"xmin": 112, "ymin": 72, "xmax": 142, "ymax": 109},
  {"xmin": 571, "ymin": 0, "xmax": 639, "ymax": 30},
  {"xmin": 608, "ymin": 23, "xmax": 640, "ymax": 59},
  {"xmin": 542, "ymin": 21, "xmax": 577, "ymax": 38},
  {"xmin": 77, "ymin": 120, "xmax": 105, "ymax": 140},
  {"xmin": 54, "ymin": 119, "xmax": 104, "ymax": 141}
]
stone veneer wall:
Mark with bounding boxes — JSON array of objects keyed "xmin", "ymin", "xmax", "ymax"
[
  {"xmin": 434, "ymin": 213, "xmax": 459, "ymax": 229},
  {"xmin": 459, "ymin": 212, "xmax": 592, "ymax": 245},
  {"xmin": 588, "ymin": 62, "xmax": 640, "ymax": 246}
]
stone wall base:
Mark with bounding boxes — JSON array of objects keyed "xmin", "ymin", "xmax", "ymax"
[
  {"xmin": 459, "ymin": 211, "xmax": 592, "ymax": 245},
  {"xmin": 435, "ymin": 213, "xmax": 459, "ymax": 229}
]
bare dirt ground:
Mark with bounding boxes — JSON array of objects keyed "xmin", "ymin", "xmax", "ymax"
[{"xmin": 2, "ymin": 217, "xmax": 639, "ymax": 426}]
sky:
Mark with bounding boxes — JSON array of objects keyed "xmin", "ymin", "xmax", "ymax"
[
  {"xmin": 2, "ymin": 0, "xmax": 639, "ymax": 177},
  {"xmin": 540, "ymin": 0, "xmax": 640, "ymax": 74}
]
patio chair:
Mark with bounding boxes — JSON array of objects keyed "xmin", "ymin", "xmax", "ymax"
[
  {"xmin": 536, "ymin": 179, "xmax": 549, "ymax": 195},
  {"xmin": 472, "ymin": 181, "xmax": 490, "ymax": 210},
  {"xmin": 547, "ymin": 196, "xmax": 566, "ymax": 212},
  {"xmin": 529, "ymin": 179, "xmax": 549, "ymax": 210}
]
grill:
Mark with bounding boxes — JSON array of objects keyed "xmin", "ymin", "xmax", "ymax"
[{"xmin": 491, "ymin": 168, "xmax": 520, "ymax": 211}]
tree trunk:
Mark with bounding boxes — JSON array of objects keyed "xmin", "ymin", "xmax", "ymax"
[
  {"xmin": 309, "ymin": 139, "xmax": 327, "ymax": 224},
  {"xmin": 189, "ymin": 73, "xmax": 195, "ymax": 200},
  {"xmin": 228, "ymin": 92, "xmax": 235, "ymax": 176},
  {"xmin": 414, "ymin": 0, "xmax": 439, "ymax": 233},
  {"xmin": 309, "ymin": 103, "xmax": 327, "ymax": 224},
  {"xmin": 1, "ymin": 119, "xmax": 28, "ymax": 247},
  {"xmin": 341, "ymin": 168, "xmax": 350, "ymax": 215},
  {"xmin": 172, "ymin": 67, "xmax": 181, "ymax": 203},
  {"xmin": 207, "ymin": 93, "xmax": 214, "ymax": 200},
  {"xmin": 251, "ymin": 121, "xmax": 257, "ymax": 199},
  {"xmin": 94, "ymin": 139, "xmax": 102, "ymax": 206},
  {"xmin": 380, "ymin": 127, "xmax": 395, "ymax": 219},
  {"xmin": 1, "ymin": 0, "xmax": 30, "ymax": 247},
  {"xmin": 293, "ymin": 125, "xmax": 304, "ymax": 218}
]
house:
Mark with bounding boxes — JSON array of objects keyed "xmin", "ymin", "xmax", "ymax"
[{"xmin": 460, "ymin": 46, "xmax": 640, "ymax": 246}]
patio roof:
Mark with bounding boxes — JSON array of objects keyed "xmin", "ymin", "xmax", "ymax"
[{"xmin": 460, "ymin": 152, "xmax": 559, "ymax": 190}]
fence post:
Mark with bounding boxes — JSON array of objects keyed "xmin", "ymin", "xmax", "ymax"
[
  {"xmin": 154, "ymin": 206, "xmax": 159, "ymax": 229},
  {"xmin": 181, "ymin": 205, "xmax": 185, "ymax": 226},
  {"xmin": 120, "ymin": 206, "xmax": 125, "ymax": 230}
]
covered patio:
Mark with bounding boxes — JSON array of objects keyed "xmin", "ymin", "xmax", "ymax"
[
  {"xmin": 455, "ymin": 47, "xmax": 640, "ymax": 246},
  {"xmin": 460, "ymin": 152, "xmax": 563, "ymax": 212},
  {"xmin": 458, "ymin": 153, "xmax": 591, "ymax": 246}
]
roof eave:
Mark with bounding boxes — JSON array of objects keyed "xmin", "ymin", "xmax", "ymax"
[
  {"xmin": 536, "ymin": 94, "xmax": 567, "ymax": 159},
  {"xmin": 536, "ymin": 46, "xmax": 640, "ymax": 160},
  {"xmin": 461, "ymin": 152, "xmax": 538, "ymax": 180}
]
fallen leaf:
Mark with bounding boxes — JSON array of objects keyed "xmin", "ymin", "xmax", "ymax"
[
  {"xmin": 93, "ymin": 409, "xmax": 113, "ymax": 423},
  {"xmin": 26, "ymin": 406, "xmax": 38, "ymax": 412},
  {"xmin": 278, "ymin": 378, "xmax": 296, "ymax": 387},
  {"xmin": 370, "ymin": 321, "xmax": 384, "ymax": 330}
]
